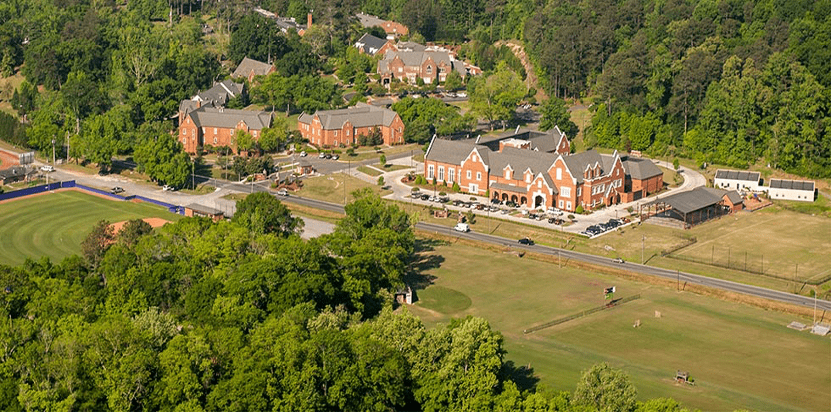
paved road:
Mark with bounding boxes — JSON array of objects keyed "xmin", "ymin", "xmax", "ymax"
[{"xmin": 274, "ymin": 193, "xmax": 830, "ymax": 311}]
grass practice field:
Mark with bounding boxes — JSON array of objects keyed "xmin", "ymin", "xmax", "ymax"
[
  {"xmin": 297, "ymin": 174, "xmax": 392, "ymax": 204},
  {"xmin": 406, "ymin": 241, "xmax": 830, "ymax": 412},
  {"xmin": 0, "ymin": 190, "xmax": 181, "ymax": 266}
]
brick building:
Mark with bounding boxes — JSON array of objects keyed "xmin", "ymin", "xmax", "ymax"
[
  {"xmin": 621, "ymin": 156, "xmax": 664, "ymax": 201},
  {"xmin": 378, "ymin": 48, "xmax": 481, "ymax": 86},
  {"xmin": 178, "ymin": 106, "xmax": 273, "ymax": 154},
  {"xmin": 423, "ymin": 131, "xmax": 662, "ymax": 212},
  {"xmin": 232, "ymin": 57, "xmax": 276, "ymax": 83},
  {"xmin": 297, "ymin": 103, "xmax": 404, "ymax": 147}
]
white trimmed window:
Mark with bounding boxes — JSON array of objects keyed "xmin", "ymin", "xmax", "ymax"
[
  {"xmin": 561, "ymin": 187, "xmax": 571, "ymax": 197},
  {"xmin": 566, "ymin": 201, "xmax": 572, "ymax": 210},
  {"xmin": 505, "ymin": 169, "xmax": 511, "ymax": 179},
  {"xmin": 476, "ymin": 172, "xmax": 482, "ymax": 181},
  {"xmin": 428, "ymin": 165, "xmax": 435, "ymax": 180},
  {"xmin": 438, "ymin": 166, "xmax": 445, "ymax": 181},
  {"xmin": 449, "ymin": 168, "xmax": 455, "ymax": 183},
  {"xmin": 556, "ymin": 168, "xmax": 562, "ymax": 180},
  {"xmin": 525, "ymin": 174, "xmax": 531, "ymax": 183},
  {"xmin": 182, "ymin": 129, "xmax": 186, "ymax": 135},
  {"xmin": 558, "ymin": 199, "xmax": 564, "ymax": 208},
  {"xmin": 537, "ymin": 180, "xmax": 542, "ymax": 188},
  {"xmin": 467, "ymin": 170, "xmax": 471, "ymax": 179}
]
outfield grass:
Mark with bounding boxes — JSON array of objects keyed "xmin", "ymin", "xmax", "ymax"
[
  {"xmin": 0, "ymin": 190, "xmax": 181, "ymax": 266},
  {"xmin": 407, "ymin": 241, "xmax": 830, "ymax": 412},
  {"xmin": 297, "ymin": 174, "xmax": 391, "ymax": 204}
]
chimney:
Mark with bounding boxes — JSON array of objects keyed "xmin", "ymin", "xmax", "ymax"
[{"xmin": 307, "ymin": 12, "xmax": 312, "ymax": 27}]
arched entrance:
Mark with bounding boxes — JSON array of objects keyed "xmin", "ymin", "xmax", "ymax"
[
  {"xmin": 520, "ymin": 196, "xmax": 527, "ymax": 206},
  {"xmin": 511, "ymin": 195, "xmax": 518, "ymax": 204},
  {"xmin": 493, "ymin": 191, "xmax": 501, "ymax": 200},
  {"xmin": 534, "ymin": 195, "xmax": 545, "ymax": 208},
  {"xmin": 502, "ymin": 193, "xmax": 509, "ymax": 201}
]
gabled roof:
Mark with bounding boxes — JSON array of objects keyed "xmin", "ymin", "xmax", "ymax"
[
  {"xmin": 490, "ymin": 182, "xmax": 527, "ymax": 194},
  {"xmin": 396, "ymin": 41, "xmax": 426, "ymax": 52},
  {"xmin": 194, "ymin": 80, "xmax": 244, "ymax": 107},
  {"xmin": 379, "ymin": 50, "xmax": 453, "ymax": 71},
  {"xmin": 715, "ymin": 169, "xmax": 761, "ymax": 182},
  {"xmin": 189, "ymin": 107, "xmax": 273, "ymax": 130},
  {"xmin": 769, "ymin": 179, "xmax": 815, "ymax": 191},
  {"xmin": 487, "ymin": 147, "xmax": 557, "ymax": 181},
  {"xmin": 185, "ymin": 203, "xmax": 223, "ymax": 216},
  {"xmin": 355, "ymin": 33, "xmax": 388, "ymax": 55},
  {"xmin": 559, "ymin": 150, "xmax": 604, "ymax": 184},
  {"xmin": 425, "ymin": 138, "xmax": 480, "ymax": 165},
  {"xmin": 232, "ymin": 57, "xmax": 274, "ymax": 79},
  {"xmin": 179, "ymin": 100, "xmax": 199, "ymax": 115},
  {"xmin": 0, "ymin": 166, "xmax": 34, "ymax": 179},
  {"xmin": 298, "ymin": 103, "xmax": 399, "ymax": 129},
  {"xmin": 651, "ymin": 187, "xmax": 730, "ymax": 214},
  {"xmin": 356, "ymin": 13, "xmax": 386, "ymax": 28},
  {"xmin": 622, "ymin": 157, "xmax": 663, "ymax": 180}
]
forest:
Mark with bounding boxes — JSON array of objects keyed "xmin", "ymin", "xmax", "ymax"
[{"xmin": 1, "ymin": 191, "xmax": 692, "ymax": 411}]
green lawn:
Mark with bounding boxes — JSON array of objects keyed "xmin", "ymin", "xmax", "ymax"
[
  {"xmin": 406, "ymin": 241, "xmax": 830, "ymax": 412},
  {"xmin": 297, "ymin": 174, "xmax": 391, "ymax": 204},
  {"xmin": 340, "ymin": 143, "xmax": 421, "ymax": 162},
  {"xmin": 0, "ymin": 190, "xmax": 182, "ymax": 266},
  {"xmin": 357, "ymin": 165, "xmax": 382, "ymax": 177}
]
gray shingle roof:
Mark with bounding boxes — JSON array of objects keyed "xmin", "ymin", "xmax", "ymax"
[
  {"xmin": 232, "ymin": 57, "xmax": 274, "ymax": 79},
  {"xmin": 355, "ymin": 33, "xmax": 388, "ymax": 55},
  {"xmin": 298, "ymin": 103, "xmax": 398, "ymax": 129},
  {"xmin": 769, "ymin": 179, "xmax": 815, "ymax": 191},
  {"xmin": 560, "ymin": 150, "xmax": 604, "ymax": 184},
  {"xmin": 396, "ymin": 41, "xmax": 426, "ymax": 52},
  {"xmin": 490, "ymin": 182, "xmax": 527, "ymax": 193},
  {"xmin": 488, "ymin": 147, "xmax": 557, "ymax": 181},
  {"xmin": 195, "ymin": 80, "xmax": 244, "ymax": 107},
  {"xmin": 185, "ymin": 203, "xmax": 223, "ymax": 215},
  {"xmin": 650, "ymin": 187, "xmax": 729, "ymax": 214},
  {"xmin": 179, "ymin": 100, "xmax": 199, "ymax": 114},
  {"xmin": 715, "ymin": 169, "xmax": 761, "ymax": 182},
  {"xmin": 379, "ymin": 50, "xmax": 453, "ymax": 73},
  {"xmin": 623, "ymin": 157, "xmax": 663, "ymax": 180},
  {"xmin": 356, "ymin": 13, "xmax": 386, "ymax": 28},
  {"xmin": 425, "ymin": 138, "xmax": 478, "ymax": 165},
  {"xmin": 190, "ymin": 107, "xmax": 273, "ymax": 130}
]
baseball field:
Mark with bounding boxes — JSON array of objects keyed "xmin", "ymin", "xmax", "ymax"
[
  {"xmin": 407, "ymin": 240, "xmax": 830, "ymax": 412},
  {"xmin": 0, "ymin": 190, "xmax": 181, "ymax": 266}
]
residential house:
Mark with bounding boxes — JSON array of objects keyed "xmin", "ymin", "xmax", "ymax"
[
  {"xmin": 232, "ymin": 57, "xmax": 276, "ymax": 83},
  {"xmin": 424, "ymin": 134, "xmax": 636, "ymax": 212},
  {"xmin": 297, "ymin": 103, "xmax": 404, "ymax": 147},
  {"xmin": 378, "ymin": 49, "xmax": 479, "ymax": 86},
  {"xmin": 354, "ymin": 33, "xmax": 396, "ymax": 56},
  {"xmin": 254, "ymin": 7, "xmax": 308, "ymax": 35},
  {"xmin": 179, "ymin": 106, "xmax": 273, "ymax": 154},
  {"xmin": 356, "ymin": 13, "xmax": 408, "ymax": 39},
  {"xmin": 189, "ymin": 80, "xmax": 245, "ymax": 109}
]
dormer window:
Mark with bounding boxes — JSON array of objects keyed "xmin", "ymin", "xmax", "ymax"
[{"xmin": 505, "ymin": 169, "xmax": 511, "ymax": 179}]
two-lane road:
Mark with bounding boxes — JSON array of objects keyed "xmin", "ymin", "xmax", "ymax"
[{"xmin": 274, "ymin": 193, "xmax": 829, "ymax": 312}]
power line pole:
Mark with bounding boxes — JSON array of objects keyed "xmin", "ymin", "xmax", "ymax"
[{"xmin": 641, "ymin": 235, "xmax": 645, "ymax": 265}]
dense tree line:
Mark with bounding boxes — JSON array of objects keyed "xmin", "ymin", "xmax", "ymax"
[{"xmin": 0, "ymin": 191, "xmax": 694, "ymax": 411}]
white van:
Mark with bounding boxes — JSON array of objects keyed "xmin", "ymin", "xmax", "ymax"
[{"xmin": 454, "ymin": 223, "xmax": 470, "ymax": 232}]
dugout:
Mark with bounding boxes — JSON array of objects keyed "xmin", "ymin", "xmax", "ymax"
[
  {"xmin": 640, "ymin": 187, "xmax": 742, "ymax": 229},
  {"xmin": 184, "ymin": 204, "xmax": 225, "ymax": 222}
]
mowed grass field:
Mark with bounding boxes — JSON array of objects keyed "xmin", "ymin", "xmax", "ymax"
[
  {"xmin": 671, "ymin": 205, "xmax": 831, "ymax": 285},
  {"xmin": 297, "ymin": 174, "xmax": 392, "ymax": 204},
  {"xmin": 407, "ymin": 242, "xmax": 830, "ymax": 412},
  {"xmin": 0, "ymin": 190, "xmax": 181, "ymax": 266}
]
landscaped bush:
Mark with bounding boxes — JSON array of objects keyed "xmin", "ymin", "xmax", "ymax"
[
  {"xmin": 576, "ymin": 205, "xmax": 584, "ymax": 214},
  {"xmin": 452, "ymin": 182, "xmax": 460, "ymax": 192}
]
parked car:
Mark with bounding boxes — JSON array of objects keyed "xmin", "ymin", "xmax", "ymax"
[
  {"xmin": 456, "ymin": 92, "xmax": 467, "ymax": 98},
  {"xmin": 411, "ymin": 192, "xmax": 422, "ymax": 199},
  {"xmin": 111, "ymin": 187, "xmax": 124, "ymax": 194},
  {"xmin": 275, "ymin": 189, "xmax": 289, "ymax": 196},
  {"xmin": 517, "ymin": 237, "xmax": 534, "ymax": 245},
  {"xmin": 490, "ymin": 198, "xmax": 500, "ymax": 205},
  {"xmin": 162, "ymin": 185, "xmax": 175, "ymax": 191},
  {"xmin": 453, "ymin": 223, "xmax": 470, "ymax": 232},
  {"xmin": 613, "ymin": 257, "xmax": 625, "ymax": 264},
  {"xmin": 420, "ymin": 194, "xmax": 430, "ymax": 201},
  {"xmin": 318, "ymin": 152, "xmax": 326, "ymax": 158},
  {"xmin": 324, "ymin": 153, "xmax": 332, "ymax": 159},
  {"xmin": 331, "ymin": 154, "xmax": 339, "ymax": 160},
  {"xmin": 505, "ymin": 201, "xmax": 517, "ymax": 208},
  {"xmin": 40, "ymin": 165, "xmax": 55, "ymax": 172},
  {"xmin": 299, "ymin": 151, "xmax": 307, "ymax": 157}
]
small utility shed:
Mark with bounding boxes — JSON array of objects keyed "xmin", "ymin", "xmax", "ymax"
[
  {"xmin": 767, "ymin": 179, "xmax": 816, "ymax": 202},
  {"xmin": 641, "ymin": 187, "xmax": 742, "ymax": 228},
  {"xmin": 714, "ymin": 169, "xmax": 762, "ymax": 192},
  {"xmin": 184, "ymin": 204, "xmax": 224, "ymax": 222}
]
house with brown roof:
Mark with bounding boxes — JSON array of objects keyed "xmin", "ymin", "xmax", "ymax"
[
  {"xmin": 232, "ymin": 57, "xmax": 276, "ymax": 83},
  {"xmin": 297, "ymin": 103, "xmax": 404, "ymax": 147},
  {"xmin": 179, "ymin": 106, "xmax": 273, "ymax": 154}
]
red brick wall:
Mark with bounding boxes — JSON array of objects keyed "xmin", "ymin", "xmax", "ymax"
[
  {"xmin": 549, "ymin": 158, "xmax": 577, "ymax": 211},
  {"xmin": 458, "ymin": 150, "xmax": 488, "ymax": 195},
  {"xmin": 300, "ymin": 115, "xmax": 404, "ymax": 147}
]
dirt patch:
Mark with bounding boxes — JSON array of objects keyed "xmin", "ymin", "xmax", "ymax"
[
  {"xmin": 110, "ymin": 217, "xmax": 170, "ymax": 234},
  {"xmin": 0, "ymin": 149, "xmax": 20, "ymax": 170}
]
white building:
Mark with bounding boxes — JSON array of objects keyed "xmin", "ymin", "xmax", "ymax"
[
  {"xmin": 714, "ymin": 169, "xmax": 762, "ymax": 192},
  {"xmin": 766, "ymin": 179, "xmax": 815, "ymax": 202}
]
